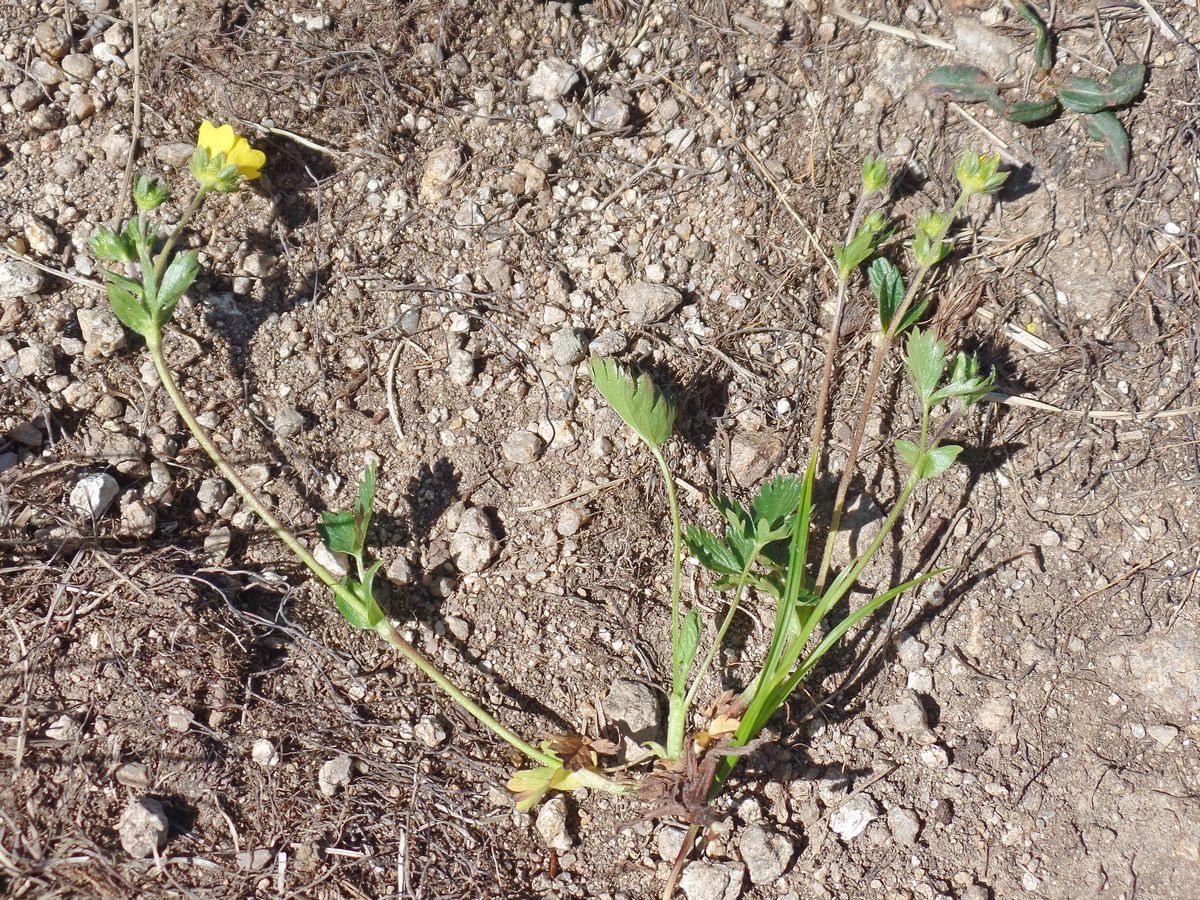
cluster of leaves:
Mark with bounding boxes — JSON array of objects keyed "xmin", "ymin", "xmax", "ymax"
[
  {"xmin": 924, "ymin": 1, "xmax": 1147, "ymax": 172},
  {"xmin": 90, "ymin": 176, "xmax": 199, "ymax": 340},
  {"xmin": 317, "ymin": 463, "xmax": 388, "ymax": 634}
]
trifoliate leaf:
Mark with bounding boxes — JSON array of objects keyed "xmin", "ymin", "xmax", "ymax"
[{"xmin": 587, "ymin": 356, "xmax": 676, "ymax": 450}]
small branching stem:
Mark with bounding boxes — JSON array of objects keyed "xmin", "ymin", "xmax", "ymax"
[
  {"xmin": 153, "ymin": 189, "xmax": 207, "ymax": 284},
  {"xmin": 148, "ymin": 332, "xmax": 557, "ymax": 768},
  {"xmin": 815, "ymin": 190, "xmax": 969, "ymax": 590}
]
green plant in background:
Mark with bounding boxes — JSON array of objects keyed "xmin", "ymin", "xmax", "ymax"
[
  {"xmin": 923, "ymin": 1, "xmax": 1147, "ymax": 173},
  {"xmin": 590, "ymin": 151, "xmax": 1000, "ymax": 896},
  {"xmin": 91, "ymin": 120, "xmax": 628, "ymax": 808}
]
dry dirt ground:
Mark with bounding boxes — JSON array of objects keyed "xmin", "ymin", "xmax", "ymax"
[{"xmin": 2, "ymin": 1, "xmax": 1199, "ymax": 898}]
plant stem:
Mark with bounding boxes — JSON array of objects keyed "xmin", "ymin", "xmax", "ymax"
[
  {"xmin": 375, "ymin": 623, "xmax": 557, "ymax": 766},
  {"xmin": 815, "ymin": 190, "xmax": 969, "ymax": 591},
  {"xmin": 809, "ymin": 192, "xmax": 872, "ymax": 473},
  {"xmin": 651, "ymin": 445, "xmax": 687, "ymax": 759},
  {"xmin": 147, "ymin": 333, "xmax": 557, "ymax": 767},
  {"xmin": 683, "ymin": 555, "xmax": 756, "ymax": 710},
  {"xmin": 153, "ymin": 189, "xmax": 208, "ymax": 285}
]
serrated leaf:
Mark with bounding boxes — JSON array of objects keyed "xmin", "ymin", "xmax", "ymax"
[
  {"xmin": 1003, "ymin": 98, "xmax": 1059, "ymax": 124},
  {"xmin": 713, "ymin": 494, "xmax": 752, "ymax": 536},
  {"xmin": 894, "ymin": 438, "xmax": 921, "ymax": 470},
  {"xmin": 750, "ymin": 476, "xmax": 802, "ymax": 534},
  {"xmin": 904, "ymin": 328, "xmax": 946, "ymax": 402},
  {"xmin": 1059, "ymin": 76, "xmax": 1110, "ymax": 113},
  {"xmin": 677, "ymin": 608, "xmax": 702, "ymax": 678},
  {"xmin": 587, "ymin": 356, "xmax": 676, "ymax": 449},
  {"xmin": 1087, "ymin": 111, "xmax": 1132, "ymax": 174},
  {"xmin": 155, "ymin": 249, "xmax": 198, "ymax": 324},
  {"xmin": 104, "ymin": 281, "xmax": 152, "ymax": 336},
  {"xmin": 685, "ymin": 525, "xmax": 744, "ymax": 576},
  {"xmin": 869, "ymin": 257, "xmax": 905, "ymax": 330},
  {"xmin": 923, "ymin": 444, "xmax": 964, "ymax": 479},
  {"xmin": 923, "ymin": 65, "xmax": 1001, "ymax": 105}
]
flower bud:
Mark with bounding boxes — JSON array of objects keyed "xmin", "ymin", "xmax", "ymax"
[
  {"xmin": 862, "ymin": 154, "xmax": 890, "ymax": 196},
  {"xmin": 133, "ymin": 175, "xmax": 172, "ymax": 212},
  {"xmin": 89, "ymin": 226, "xmax": 135, "ymax": 264},
  {"xmin": 954, "ymin": 151, "xmax": 1008, "ymax": 196}
]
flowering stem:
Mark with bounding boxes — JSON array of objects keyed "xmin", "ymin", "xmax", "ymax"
[
  {"xmin": 145, "ymin": 328, "xmax": 555, "ymax": 767},
  {"xmin": 153, "ymin": 188, "xmax": 208, "ymax": 285},
  {"xmin": 814, "ymin": 189, "xmax": 969, "ymax": 591}
]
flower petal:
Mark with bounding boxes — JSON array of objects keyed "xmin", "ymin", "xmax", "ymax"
[
  {"xmin": 197, "ymin": 120, "xmax": 236, "ymax": 156},
  {"xmin": 226, "ymin": 137, "xmax": 266, "ymax": 179}
]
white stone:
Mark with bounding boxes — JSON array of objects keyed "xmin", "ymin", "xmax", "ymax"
[
  {"xmin": 70, "ymin": 472, "xmax": 119, "ymax": 517},
  {"xmin": 528, "ymin": 58, "xmax": 579, "ymax": 100}
]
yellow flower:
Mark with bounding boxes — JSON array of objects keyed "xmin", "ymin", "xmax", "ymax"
[
  {"xmin": 198, "ymin": 121, "xmax": 265, "ymax": 179},
  {"xmin": 190, "ymin": 120, "xmax": 266, "ymax": 191}
]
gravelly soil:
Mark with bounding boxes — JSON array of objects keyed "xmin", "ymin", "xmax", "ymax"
[{"xmin": 2, "ymin": 1, "xmax": 1199, "ymax": 898}]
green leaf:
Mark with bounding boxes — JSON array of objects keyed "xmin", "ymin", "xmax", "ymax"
[
  {"xmin": 1104, "ymin": 63, "xmax": 1146, "ymax": 107},
  {"xmin": 676, "ymin": 608, "xmax": 702, "ymax": 678},
  {"xmin": 1087, "ymin": 111, "xmax": 1132, "ymax": 174},
  {"xmin": 334, "ymin": 579, "xmax": 373, "ymax": 629},
  {"xmin": 318, "ymin": 510, "xmax": 358, "ymax": 556},
  {"xmin": 833, "ymin": 225, "xmax": 875, "ymax": 284},
  {"xmin": 354, "ymin": 462, "xmax": 378, "ymax": 547},
  {"xmin": 923, "ymin": 444, "xmax": 964, "ymax": 479},
  {"xmin": 868, "ymin": 257, "xmax": 905, "ymax": 330},
  {"xmin": 1003, "ymin": 98, "xmax": 1059, "ymax": 124},
  {"xmin": 588, "ymin": 356, "xmax": 676, "ymax": 450},
  {"xmin": 923, "ymin": 65, "xmax": 1001, "ymax": 105},
  {"xmin": 317, "ymin": 462, "xmax": 378, "ymax": 560},
  {"xmin": 1014, "ymin": 2, "xmax": 1052, "ymax": 72},
  {"xmin": 894, "ymin": 438, "xmax": 921, "ymax": 471},
  {"xmin": 750, "ymin": 475, "xmax": 802, "ymax": 535},
  {"xmin": 904, "ymin": 328, "xmax": 946, "ymax": 403},
  {"xmin": 104, "ymin": 280, "xmax": 153, "ymax": 336},
  {"xmin": 1059, "ymin": 65, "xmax": 1146, "ymax": 116},
  {"xmin": 932, "ymin": 352, "xmax": 996, "ymax": 406},
  {"xmin": 155, "ymin": 249, "xmax": 198, "ymax": 324},
  {"xmin": 685, "ymin": 526, "xmax": 744, "ymax": 576}
]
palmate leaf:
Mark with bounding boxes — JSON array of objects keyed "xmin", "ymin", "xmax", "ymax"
[
  {"xmin": 751, "ymin": 475, "xmax": 801, "ymax": 541},
  {"xmin": 587, "ymin": 356, "xmax": 676, "ymax": 450}
]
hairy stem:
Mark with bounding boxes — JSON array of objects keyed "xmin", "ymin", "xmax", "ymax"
[
  {"xmin": 683, "ymin": 554, "xmax": 757, "ymax": 710},
  {"xmin": 147, "ymin": 333, "xmax": 556, "ymax": 767},
  {"xmin": 153, "ymin": 189, "xmax": 208, "ymax": 285}
]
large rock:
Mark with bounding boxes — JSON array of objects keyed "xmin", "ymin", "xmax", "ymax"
[
  {"xmin": 620, "ymin": 281, "xmax": 682, "ymax": 325},
  {"xmin": 0, "ymin": 259, "xmax": 43, "ymax": 298},
  {"xmin": 736, "ymin": 823, "xmax": 794, "ymax": 884}
]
